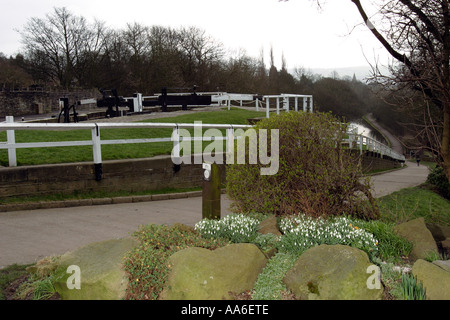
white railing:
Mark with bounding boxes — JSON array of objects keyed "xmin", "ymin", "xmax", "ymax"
[
  {"xmin": 0, "ymin": 116, "xmax": 251, "ymax": 168},
  {"xmin": 343, "ymin": 132, "xmax": 405, "ymax": 162},
  {"xmin": 261, "ymin": 94, "xmax": 313, "ymax": 118},
  {"xmin": 0, "ymin": 116, "xmax": 404, "ymax": 168}
]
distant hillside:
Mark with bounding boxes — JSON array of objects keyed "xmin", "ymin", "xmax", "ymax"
[
  {"xmin": 293, "ymin": 65, "xmax": 391, "ymax": 81},
  {"xmin": 310, "ymin": 66, "xmax": 372, "ymax": 81}
]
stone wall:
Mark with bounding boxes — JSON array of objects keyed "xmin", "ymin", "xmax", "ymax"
[
  {"xmin": 0, "ymin": 152, "xmax": 399, "ymax": 200},
  {"xmin": 0, "ymin": 155, "xmax": 226, "ymax": 200},
  {"xmin": 0, "ymin": 89, "xmax": 101, "ymax": 118},
  {"xmin": 359, "ymin": 151, "xmax": 404, "ymax": 173}
]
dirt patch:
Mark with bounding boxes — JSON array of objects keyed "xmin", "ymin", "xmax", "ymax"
[
  {"xmin": 3, "ymin": 274, "xmax": 32, "ymax": 300},
  {"xmin": 3, "ymin": 274, "xmax": 60, "ymax": 300}
]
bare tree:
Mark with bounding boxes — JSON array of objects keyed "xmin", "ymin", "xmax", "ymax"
[
  {"xmin": 352, "ymin": 0, "xmax": 450, "ymax": 181},
  {"xmin": 177, "ymin": 26, "xmax": 225, "ymax": 90},
  {"xmin": 20, "ymin": 7, "xmax": 108, "ymax": 88},
  {"xmin": 289, "ymin": 0, "xmax": 450, "ymax": 181}
]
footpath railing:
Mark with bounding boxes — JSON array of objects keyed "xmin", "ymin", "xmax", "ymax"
[
  {"xmin": 0, "ymin": 116, "xmax": 405, "ymax": 170},
  {"xmin": 343, "ymin": 131, "xmax": 405, "ymax": 162}
]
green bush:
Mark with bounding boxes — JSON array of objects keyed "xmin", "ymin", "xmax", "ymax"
[
  {"xmin": 226, "ymin": 112, "xmax": 378, "ymax": 219},
  {"xmin": 427, "ymin": 165, "xmax": 450, "ymax": 200},
  {"xmin": 357, "ymin": 220, "xmax": 412, "ymax": 262}
]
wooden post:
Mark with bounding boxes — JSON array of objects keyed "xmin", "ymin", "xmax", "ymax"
[
  {"xmin": 92, "ymin": 125, "xmax": 103, "ymax": 181},
  {"xmin": 202, "ymin": 163, "xmax": 221, "ymax": 220}
]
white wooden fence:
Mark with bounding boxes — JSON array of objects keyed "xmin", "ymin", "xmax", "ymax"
[
  {"xmin": 0, "ymin": 116, "xmax": 251, "ymax": 167},
  {"xmin": 343, "ymin": 132, "xmax": 405, "ymax": 162},
  {"xmin": 261, "ymin": 94, "xmax": 314, "ymax": 118},
  {"xmin": 0, "ymin": 116, "xmax": 404, "ymax": 168}
]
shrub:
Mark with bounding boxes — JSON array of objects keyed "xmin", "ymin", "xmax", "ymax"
[
  {"xmin": 357, "ymin": 220, "xmax": 412, "ymax": 262},
  {"xmin": 427, "ymin": 165, "xmax": 450, "ymax": 200},
  {"xmin": 226, "ymin": 111, "xmax": 379, "ymax": 219}
]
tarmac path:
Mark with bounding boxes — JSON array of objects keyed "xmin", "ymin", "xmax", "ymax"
[
  {"xmin": 364, "ymin": 113, "xmax": 404, "ymax": 155},
  {"xmin": 0, "ymin": 194, "xmax": 234, "ymax": 268},
  {"xmin": 0, "ymin": 163, "xmax": 430, "ymax": 269}
]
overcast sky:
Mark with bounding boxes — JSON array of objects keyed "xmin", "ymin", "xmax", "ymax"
[{"xmin": 0, "ymin": 0, "xmax": 390, "ymax": 74}]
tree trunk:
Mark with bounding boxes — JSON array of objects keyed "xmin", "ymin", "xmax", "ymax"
[{"xmin": 443, "ymin": 102, "xmax": 450, "ymax": 180}]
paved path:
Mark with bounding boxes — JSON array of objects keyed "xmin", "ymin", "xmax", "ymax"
[
  {"xmin": 0, "ymin": 195, "xmax": 234, "ymax": 268},
  {"xmin": 0, "ymin": 164, "xmax": 430, "ymax": 269},
  {"xmin": 365, "ymin": 113, "xmax": 404, "ymax": 155},
  {"xmin": 369, "ymin": 163, "xmax": 429, "ymax": 198}
]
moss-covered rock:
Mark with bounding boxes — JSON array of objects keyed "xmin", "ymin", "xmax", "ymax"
[
  {"xmin": 160, "ymin": 243, "xmax": 267, "ymax": 300},
  {"xmin": 412, "ymin": 259, "xmax": 450, "ymax": 300},
  {"xmin": 395, "ymin": 218, "xmax": 439, "ymax": 261},
  {"xmin": 433, "ymin": 260, "xmax": 450, "ymax": 273},
  {"xmin": 257, "ymin": 215, "xmax": 282, "ymax": 236},
  {"xmin": 426, "ymin": 223, "xmax": 450, "ymax": 242},
  {"xmin": 53, "ymin": 237, "xmax": 138, "ymax": 300},
  {"xmin": 283, "ymin": 244, "xmax": 384, "ymax": 300}
]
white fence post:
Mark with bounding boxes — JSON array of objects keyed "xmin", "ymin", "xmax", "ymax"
[
  {"xmin": 6, "ymin": 116, "xmax": 17, "ymax": 167},
  {"xmin": 226, "ymin": 127, "xmax": 234, "ymax": 164},
  {"xmin": 91, "ymin": 125, "xmax": 103, "ymax": 180},
  {"xmin": 172, "ymin": 126, "xmax": 180, "ymax": 164}
]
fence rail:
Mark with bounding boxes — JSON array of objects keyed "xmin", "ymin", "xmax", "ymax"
[
  {"xmin": 343, "ymin": 132, "xmax": 405, "ymax": 162},
  {"xmin": 0, "ymin": 116, "xmax": 405, "ymax": 173}
]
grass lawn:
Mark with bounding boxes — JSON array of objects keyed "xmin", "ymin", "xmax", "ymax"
[
  {"xmin": 0, "ymin": 107, "xmax": 265, "ymax": 166},
  {"xmin": 377, "ymin": 185, "xmax": 450, "ymax": 226}
]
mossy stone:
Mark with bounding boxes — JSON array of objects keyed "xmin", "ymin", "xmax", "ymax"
[
  {"xmin": 283, "ymin": 244, "xmax": 384, "ymax": 300},
  {"xmin": 160, "ymin": 243, "xmax": 267, "ymax": 300},
  {"xmin": 53, "ymin": 237, "xmax": 137, "ymax": 300}
]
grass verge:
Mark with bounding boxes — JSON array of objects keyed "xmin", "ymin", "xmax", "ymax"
[
  {"xmin": 377, "ymin": 185, "xmax": 450, "ymax": 226},
  {"xmin": 0, "ymin": 186, "xmax": 202, "ymax": 205},
  {"xmin": 0, "ymin": 107, "xmax": 265, "ymax": 166}
]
